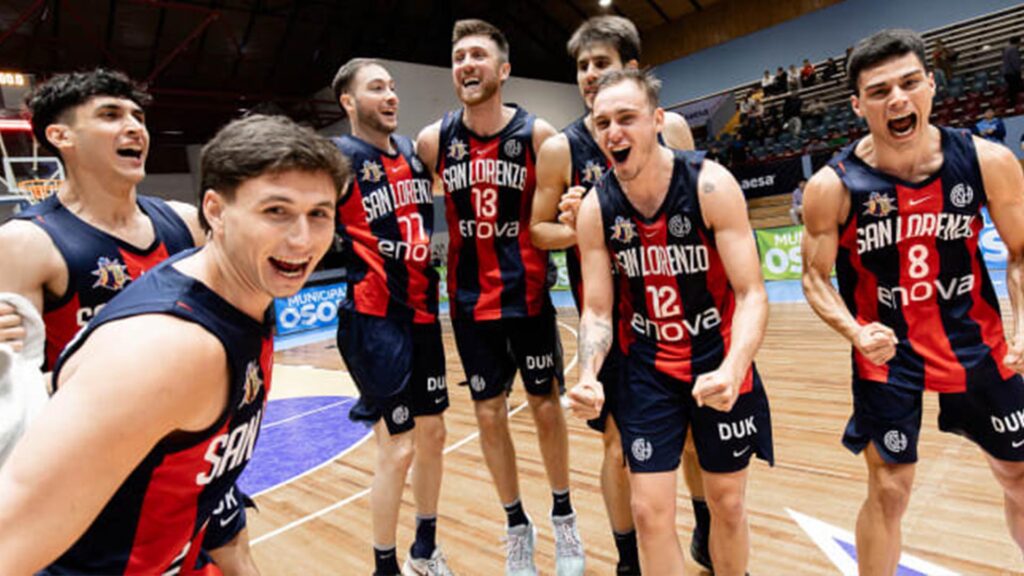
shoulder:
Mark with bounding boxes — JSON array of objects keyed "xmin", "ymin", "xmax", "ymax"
[
  {"xmin": 0, "ymin": 218, "xmax": 62, "ymax": 278},
  {"xmin": 166, "ymin": 200, "xmax": 206, "ymax": 247},
  {"xmin": 416, "ymin": 120, "xmax": 442, "ymax": 152},
  {"xmin": 663, "ymin": 112, "xmax": 694, "ymax": 151},
  {"xmin": 532, "ymin": 117, "xmax": 558, "ymax": 149},
  {"xmin": 538, "ymin": 132, "xmax": 571, "ymax": 160}
]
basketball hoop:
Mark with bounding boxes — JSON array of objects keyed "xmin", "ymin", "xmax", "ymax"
[{"xmin": 16, "ymin": 179, "xmax": 60, "ymax": 203}]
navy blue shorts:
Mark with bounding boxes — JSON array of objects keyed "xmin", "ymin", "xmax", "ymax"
[
  {"xmin": 586, "ymin": 345, "xmax": 623, "ymax": 433},
  {"xmin": 451, "ymin": 311, "xmax": 564, "ymax": 401},
  {"xmin": 199, "ymin": 483, "xmax": 255, "ymax": 565},
  {"xmin": 616, "ymin": 354, "xmax": 774, "ymax": 474},
  {"xmin": 338, "ymin": 309, "xmax": 448, "ymax": 435},
  {"xmin": 844, "ymin": 374, "xmax": 1024, "ymax": 463}
]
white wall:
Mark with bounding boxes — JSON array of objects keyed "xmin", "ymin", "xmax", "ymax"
[
  {"xmin": 317, "ymin": 58, "xmax": 582, "ymax": 138},
  {"xmin": 137, "ymin": 173, "xmax": 195, "ymax": 204}
]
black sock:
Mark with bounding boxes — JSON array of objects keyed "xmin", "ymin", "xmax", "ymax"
[
  {"xmin": 373, "ymin": 545, "xmax": 400, "ymax": 576},
  {"xmin": 692, "ymin": 498, "xmax": 711, "ymax": 542},
  {"xmin": 551, "ymin": 488, "xmax": 573, "ymax": 517},
  {"xmin": 613, "ymin": 529, "xmax": 640, "ymax": 574},
  {"xmin": 410, "ymin": 515, "xmax": 437, "ymax": 560},
  {"xmin": 503, "ymin": 498, "xmax": 529, "ymax": 528}
]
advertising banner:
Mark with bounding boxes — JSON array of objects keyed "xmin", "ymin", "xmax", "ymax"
[
  {"xmin": 274, "ymin": 282, "xmax": 346, "ymax": 336},
  {"xmin": 755, "ymin": 225, "xmax": 804, "ymax": 280}
]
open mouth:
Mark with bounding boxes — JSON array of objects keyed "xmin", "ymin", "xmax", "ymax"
[
  {"xmin": 610, "ymin": 147, "xmax": 631, "ymax": 163},
  {"xmin": 117, "ymin": 148, "xmax": 143, "ymax": 159},
  {"xmin": 462, "ymin": 79, "xmax": 481, "ymax": 89},
  {"xmin": 269, "ymin": 256, "xmax": 311, "ymax": 278},
  {"xmin": 887, "ymin": 113, "xmax": 917, "ymax": 137}
]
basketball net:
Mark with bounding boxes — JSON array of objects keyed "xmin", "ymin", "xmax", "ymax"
[{"xmin": 15, "ymin": 179, "xmax": 61, "ymax": 204}]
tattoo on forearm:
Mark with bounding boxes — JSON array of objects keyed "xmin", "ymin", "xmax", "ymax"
[
  {"xmin": 702, "ymin": 181, "xmax": 715, "ymax": 194},
  {"xmin": 580, "ymin": 317, "xmax": 613, "ymax": 374}
]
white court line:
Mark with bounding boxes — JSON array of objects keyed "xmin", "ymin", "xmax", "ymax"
[
  {"xmin": 252, "ymin": 320, "xmax": 579, "ymax": 546},
  {"xmin": 262, "ymin": 398, "xmax": 354, "ymax": 430}
]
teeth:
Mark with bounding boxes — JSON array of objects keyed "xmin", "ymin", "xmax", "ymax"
[{"xmin": 273, "ymin": 257, "xmax": 309, "ymax": 265}]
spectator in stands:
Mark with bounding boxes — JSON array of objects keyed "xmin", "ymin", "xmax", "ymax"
[
  {"xmin": 933, "ymin": 39, "xmax": 954, "ymax": 89},
  {"xmin": 772, "ymin": 66, "xmax": 787, "ymax": 95},
  {"xmin": 805, "ymin": 98, "xmax": 827, "ymax": 124},
  {"xmin": 748, "ymin": 88, "xmax": 766, "ymax": 119},
  {"xmin": 821, "ymin": 57, "xmax": 839, "ymax": 83},
  {"xmin": 783, "ymin": 92, "xmax": 803, "ymax": 137},
  {"xmin": 761, "ymin": 70, "xmax": 775, "ymax": 93},
  {"xmin": 974, "ymin": 107, "xmax": 1007, "ymax": 144},
  {"xmin": 788, "ymin": 64, "xmax": 801, "ymax": 92},
  {"xmin": 1003, "ymin": 36, "xmax": 1022, "ymax": 104},
  {"xmin": 801, "ymin": 59, "xmax": 817, "ymax": 87},
  {"xmin": 790, "ymin": 179, "xmax": 806, "ymax": 225}
]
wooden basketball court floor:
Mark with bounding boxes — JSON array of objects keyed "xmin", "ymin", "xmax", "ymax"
[{"xmin": 249, "ymin": 302, "xmax": 1024, "ymax": 575}]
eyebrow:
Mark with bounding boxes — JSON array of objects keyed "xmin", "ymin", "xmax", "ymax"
[{"xmin": 864, "ymin": 69, "xmax": 924, "ymax": 91}]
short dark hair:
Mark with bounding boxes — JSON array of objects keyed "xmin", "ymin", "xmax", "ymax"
[
  {"xmin": 26, "ymin": 68, "xmax": 151, "ymax": 158},
  {"xmin": 566, "ymin": 16, "xmax": 641, "ymax": 63},
  {"xmin": 452, "ymin": 19, "xmax": 509, "ymax": 62},
  {"xmin": 847, "ymin": 29, "xmax": 929, "ymax": 93},
  {"xmin": 592, "ymin": 68, "xmax": 661, "ymax": 111},
  {"xmin": 198, "ymin": 114, "xmax": 350, "ymax": 232},
  {"xmin": 331, "ymin": 57, "xmax": 384, "ymax": 103}
]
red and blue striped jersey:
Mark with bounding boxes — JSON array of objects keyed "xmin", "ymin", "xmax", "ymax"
[
  {"xmin": 45, "ymin": 252, "xmax": 273, "ymax": 576},
  {"xmin": 599, "ymin": 150, "xmax": 752, "ymax": 390},
  {"xmin": 335, "ymin": 134, "xmax": 439, "ymax": 323},
  {"xmin": 437, "ymin": 105, "xmax": 549, "ymax": 320},
  {"xmin": 564, "ymin": 115, "xmax": 611, "ymax": 311},
  {"xmin": 14, "ymin": 194, "xmax": 194, "ymax": 368},
  {"xmin": 831, "ymin": 126, "xmax": 1013, "ymax": 393}
]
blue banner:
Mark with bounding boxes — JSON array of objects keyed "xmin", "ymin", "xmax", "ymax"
[
  {"xmin": 274, "ymin": 282, "xmax": 346, "ymax": 336},
  {"xmin": 980, "ymin": 207, "xmax": 1006, "ymax": 270}
]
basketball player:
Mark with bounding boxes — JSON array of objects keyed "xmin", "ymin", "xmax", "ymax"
[
  {"xmin": 416, "ymin": 19, "xmax": 583, "ymax": 576},
  {"xmin": 0, "ymin": 113, "xmax": 348, "ymax": 575},
  {"xmin": 331, "ymin": 58, "xmax": 453, "ymax": 576},
  {"xmin": 801, "ymin": 29, "xmax": 1024, "ymax": 573},
  {"xmin": 570, "ymin": 69, "xmax": 773, "ymax": 576},
  {"xmin": 528, "ymin": 15, "xmax": 711, "ymax": 574},
  {"xmin": 0, "ymin": 68, "xmax": 261, "ymax": 575}
]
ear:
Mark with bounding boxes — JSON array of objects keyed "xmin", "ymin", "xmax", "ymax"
[
  {"xmin": 44, "ymin": 123, "xmax": 73, "ymax": 153},
  {"xmin": 499, "ymin": 61, "xmax": 511, "ymax": 83},
  {"xmin": 202, "ymin": 189, "xmax": 227, "ymax": 236},
  {"xmin": 624, "ymin": 59, "xmax": 639, "ymax": 70},
  {"xmin": 653, "ymin": 107, "xmax": 665, "ymax": 133},
  {"xmin": 339, "ymin": 92, "xmax": 355, "ymax": 116},
  {"xmin": 850, "ymin": 94, "xmax": 863, "ymax": 118}
]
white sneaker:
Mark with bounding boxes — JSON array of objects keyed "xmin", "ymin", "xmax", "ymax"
[
  {"xmin": 504, "ymin": 522, "xmax": 537, "ymax": 576},
  {"xmin": 552, "ymin": 513, "xmax": 585, "ymax": 576},
  {"xmin": 401, "ymin": 547, "xmax": 454, "ymax": 576}
]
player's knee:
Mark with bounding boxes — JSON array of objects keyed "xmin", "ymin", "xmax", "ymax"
[
  {"xmin": 417, "ymin": 417, "xmax": 447, "ymax": 453},
  {"xmin": 381, "ymin": 433, "xmax": 416, "ymax": 472},
  {"xmin": 869, "ymin": 475, "xmax": 912, "ymax": 518},
  {"xmin": 705, "ymin": 488, "xmax": 746, "ymax": 528},
  {"xmin": 630, "ymin": 491, "xmax": 673, "ymax": 532},
  {"xmin": 474, "ymin": 398, "xmax": 508, "ymax": 432}
]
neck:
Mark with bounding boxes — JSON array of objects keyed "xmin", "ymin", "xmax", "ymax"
[
  {"xmin": 177, "ymin": 243, "xmax": 272, "ymax": 323},
  {"xmin": 58, "ymin": 166, "xmax": 139, "ymax": 225},
  {"xmin": 619, "ymin": 146, "xmax": 674, "ymax": 215},
  {"xmin": 859, "ymin": 125, "xmax": 942, "ymax": 182},
  {"xmin": 463, "ymin": 96, "xmax": 510, "ymax": 137},
  {"xmin": 353, "ymin": 125, "xmax": 394, "ymax": 154}
]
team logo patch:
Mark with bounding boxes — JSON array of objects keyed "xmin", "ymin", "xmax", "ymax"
[
  {"xmin": 240, "ymin": 360, "xmax": 263, "ymax": 408},
  {"xmin": 631, "ymin": 437, "xmax": 653, "ymax": 462},
  {"xmin": 668, "ymin": 214, "xmax": 691, "ymax": 238},
  {"xmin": 950, "ymin": 183, "xmax": 973, "ymax": 208},
  {"xmin": 410, "ymin": 155, "xmax": 424, "ymax": 173},
  {"xmin": 447, "ymin": 138, "xmax": 468, "ymax": 161},
  {"xmin": 610, "ymin": 216, "xmax": 637, "ymax": 244},
  {"xmin": 883, "ymin": 430, "xmax": 908, "ymax": 454},
  {"xmin": 863, "ymin": 191, "xmax": 895, "ymax": 218},
  {"xmin": 360, "ymin": 160, "xmax": 385, "ymax": 184},
  {"xmin": 91, "ymin": 256, "xmax": 130, "ymax": 291},
  {"xmin": 582, "ymin": 160, "xmax": 605, "ymax": 185},
  {"xmin": 392, "ymin": 405, "xmax": 410, "ymax": 425},
  {"xmin": 503, "ymin": 139, "xmax": 522, "ymax": 158},
  {"xmin": 470, "ymin": 374, "xmax": 486, "ymax": 393}
]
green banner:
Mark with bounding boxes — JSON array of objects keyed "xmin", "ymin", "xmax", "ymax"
[{"xmin": 755, "ymin": 225, "xmax": 804, "ymax": 280}]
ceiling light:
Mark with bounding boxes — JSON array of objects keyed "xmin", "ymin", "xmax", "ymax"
[{"xmin": 599, "ymin": 0, "xmax": 612, "ymax": 6}]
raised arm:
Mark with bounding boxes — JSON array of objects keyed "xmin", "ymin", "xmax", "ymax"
[
  {"xmin": 977, "ymin": 137, "xmax": 1024, "ymax": 371},
  {"xmin": 800, "ymin": 167, "xmax": 896, "ymax": 364},
  {"xmin": 692, "ymin": 160, "xmax": 767, "ymax": 411},
  {"xmin": 0, "ymin": 314, "xmax": 228, "ymax": 574},
  {"xmin": 530, "ymin": 133, "xmax": 582, "ymax": 250},
  {"xmin": 567, "ymin": 192, "xmax": 614, "ymax": 419},
  {"xmin": 662, "ymin": 111, "xmax": 695, "ymax": 151}
]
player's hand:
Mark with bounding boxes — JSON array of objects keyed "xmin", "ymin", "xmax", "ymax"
[
  {"xmin": 0, "ymin": 303, "xmax": 26, "ymax": 352},
  {"xmin": 1004, "ymin": 337, "xmax": 1024, "ymax": 373},
  {"xmin": 693, "ymin": 368, "xmax": 741, "ymax": 412},
  {"xmin": 568, "ymin": 376, "xmax": 604, "ymax": 420},
  {"xmin": 853, "ymin": 322, "xmax": 898, "ymax": 365},
  {"xmin": 557, "ymin": 186, "xmax": 585, "ymax": 230}
]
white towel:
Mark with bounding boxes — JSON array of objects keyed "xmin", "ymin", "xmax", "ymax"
[{"xmin": 0, "ymin": 293, "xmax": 47, "ymax": 467}]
